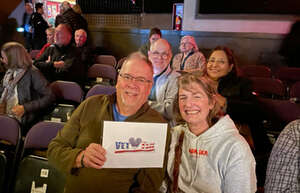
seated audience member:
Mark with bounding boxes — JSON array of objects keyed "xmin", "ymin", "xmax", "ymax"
[
  {"xmin": 74, "ymin": 29, "xmax": 93, "ymax": 68},
  {"xmin": 55, "ymin": 1, "xmax": 88, "ymax": 34},
  {"xmin": 47, "ymin": 52, "xmax": 170, "ymax": 193},
  {"xmin": 34, "ymin": 24, "xmax": 85, "ymax": 86},
  {"xmin": 264, "ymin": 119, "xmax": 300, "ymax": 193},
  {"xmin": 204, "ymin": 46, "xmax": 271, "ymax": 187},
  {"xmin": 148, "ymin": 39, "xmax": 180, "ymax": 123},
  {"xmin": 160, "ymin": 73, "xmax": 257, "ymax": 193},
  {"xmin": 75, "ymin": 29, "xmax": 87, "ymax": 48},
  {"xmin": 139, "ymin": 27, "xmax": 162, "ymax": 56},
  {"xmin": 172, "ymin": 35, "xmax": 206, "ymax": 72},
  {"xmin": 36, "ymin": 27, "xmax": 55, "ymax": 59},
  {"xmin": 0, "ymin": 42, "xmax": 55, "ymax": 134}
]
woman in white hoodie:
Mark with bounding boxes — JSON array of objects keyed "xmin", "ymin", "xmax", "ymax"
[{"xmin": 160, "ymin": 73, "xmax": 257, "ymax": 193}]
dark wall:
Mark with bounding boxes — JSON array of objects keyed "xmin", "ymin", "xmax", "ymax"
[
  {"xmin": 78, "ymin": 0, "xmax": 183, "ymax": 14},
  {"xmin": 199, "ymin": 0, "xmax": 300, "ymax": 14},
  {"xmin": 89, "ymin": 27, "xmax": 285, "ymax": 69}
]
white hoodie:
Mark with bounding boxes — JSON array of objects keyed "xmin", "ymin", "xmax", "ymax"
[{"xmin": 161, "ymin": 115, "xmax": 257, "ymax": 193}]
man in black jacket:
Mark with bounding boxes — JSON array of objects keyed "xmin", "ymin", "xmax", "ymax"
[
  {"xmin": 30, "ymin": 3, "xmax": 49, "ymax": 49},
  {"xmin": 34, "ymin": 24, "xmax": 85, "ymax": 86}
]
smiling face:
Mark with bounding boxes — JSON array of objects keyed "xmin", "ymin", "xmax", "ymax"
[
  {"xmin": 206, "ymin": 50, "xmax": 233, "ymax": 81},
  {"xmin": 75, "ymin": 29, "xmax": 87, "ymax": 47},
  {"xmin": 116, "ymin": 57, "xmax": 153, "ymax": 116},
  {"xmin": 178, "ymin": 82, "xmax": 214, "ymax": 130},
  {"xmin": 148, "ymin": 39, "xmax": 172, "ymax": 75}
]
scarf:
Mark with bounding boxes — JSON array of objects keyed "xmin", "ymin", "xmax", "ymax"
[{"xmin": 0, "ymin": 68, "xmax": 26, "ymax": 103}]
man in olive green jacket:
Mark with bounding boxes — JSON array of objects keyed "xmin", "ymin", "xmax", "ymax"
[{"xmin": 47, "ymin": 52, "xmax": 170, "ymax": 193}]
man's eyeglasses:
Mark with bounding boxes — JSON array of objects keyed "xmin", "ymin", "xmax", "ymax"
[
  {"xmin": 150, "ymin": 51, "xmax": 169, "ymax": 60},
  {"xmin": 208, "ymin": 59, "xmax": 227, "ymax": 65},
  {"xmin": 119, "ymin": 73, "xmax": 152, "ymax": 84}
]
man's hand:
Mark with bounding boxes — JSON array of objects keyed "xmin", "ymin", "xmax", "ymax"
[
  {"xmin": 53, "ymin": 61, "xmax": 65, "ymax": 68},
  {"xmin": 75, "ymin": 143, "xmax": 106, "ymax": 169},
  {"xmin": 46, "ymin": 55, "xmax": 51, "ymax": 63},
  {"xmin": 12, "ymin": 105, "xmax": 25, "ymax": 117}
]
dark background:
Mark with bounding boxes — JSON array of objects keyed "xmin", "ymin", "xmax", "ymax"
[
  {"xmin": 198, "ymin": 0, "xmax": 300, "ymax": 14},
  {"xmin": 77, "ymin": 0, "xmax": 184, "ymax": 14}
]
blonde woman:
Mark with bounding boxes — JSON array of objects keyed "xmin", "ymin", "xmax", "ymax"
[{"xmin": 160, "ymin": 73, "xmax": 256, "ymax": 193}]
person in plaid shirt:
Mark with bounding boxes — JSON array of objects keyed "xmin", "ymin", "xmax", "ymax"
[{"xmin": 264, "ymin": 119, "xmax": 300, "ymax": 193}]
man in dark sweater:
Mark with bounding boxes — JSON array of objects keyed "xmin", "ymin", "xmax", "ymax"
[
  {"xmin": 34, "ymin": 24, "xmax": 85, "ymax": 86},
  {"xmin": 47, "ymin": 52, "xmax": 170, "ymax": 193}
]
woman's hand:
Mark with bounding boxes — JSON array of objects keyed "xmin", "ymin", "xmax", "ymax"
[
  {"xmin": 75, "ymin": 143, "xmax": 107, "ymax": 169},
  {"xmin": 12, "ymin": 105, "xmax": 25, "ymax": 117}
]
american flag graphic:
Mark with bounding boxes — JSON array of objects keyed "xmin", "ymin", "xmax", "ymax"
[{"xmin": 115, "ymin": 141, "xmax": 155, "ymax": 153}]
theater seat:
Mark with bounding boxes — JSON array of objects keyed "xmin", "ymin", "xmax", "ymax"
[
  {"xmin": 95, "ymin": 54, "xmax": 117, "ymax": 66},
  {"xmin": 0, "ymin": 115, "xmax": 21, "ymax": 193},
  {"xmin": 85, "ymin": 63, "xmax": 117, "ymax": 91},
  {"xmin": 44, "ymin": 81, "xmax": 84, "ymax": 123},
  {"xmin": 240, "ymin": 65, "xmax": 272, "ymax": 78},
  {"xmin": 85, "ymin": 84, "xmax": 116, "ymax": 99},
  {"xmin": 12, "ymin": 121, "xmax": 65, "ymax": 193}
]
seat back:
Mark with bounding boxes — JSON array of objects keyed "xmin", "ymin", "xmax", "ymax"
[
  {"xmin": 87, "ymin": 63, "xmax": 117, "ymax": 81},
  {"xmin": 240, "ymin": 65, "xmax": 272, "ymax": 78},
  {"xmin": 290, "ymin": 81, "xmax": 300, "ymax": 99},
  {"xmin": 95, "ymin": 55, "xmax": 117, "ymax": 66},
  {"xmin": 274, "ymin": 66, "xmax": 300, "ymax": 86},
  {"xmin": 0, "ymin": 116, "xmax": 21, "ymax": 146},
  {"xmin": 50, "ymin": 81, "xmax": 84, "ymax": 103},
  {"xmin": 13, "ymin": 121, "xmax": 65, "ymax": 193},
  {"xmin": 0, "ymin": 115, "xmax": 21, "ymax": 193},
  {"xmin": 23, "ymin": 122, "xmax": 64, "ymax": 150},
  {"xmin": 250, "ymin": 77, "xmax": 286, "ymax": 99},
  {"xmin": 85, "ymin": 84, "xmax": 116, "ymax": 99},
  {"xmin": 258, "ymin": 98, "xmax": 300, "ymax": 131},
  {"xmin": 45, "ymin": 81, "xmax": 84, "ymax": 122}
]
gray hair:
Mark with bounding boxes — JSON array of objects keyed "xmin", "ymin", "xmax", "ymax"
[
  {"xmin": 181, "ymin": 36, "xmax": 199, "ymax": 52},
  {"xmin": 121, "ymin": 51, "xmax": 153, "ymax": 75}
]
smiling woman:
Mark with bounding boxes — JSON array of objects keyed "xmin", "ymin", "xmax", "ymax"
[{"xmin": 159, "ymin": 72, "xmax": 257, "ymax": 193}]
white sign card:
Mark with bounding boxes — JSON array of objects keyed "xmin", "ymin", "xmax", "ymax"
[{"xmin": 102, "ymin": 121, "xmax": 168, "ymax": 168}]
